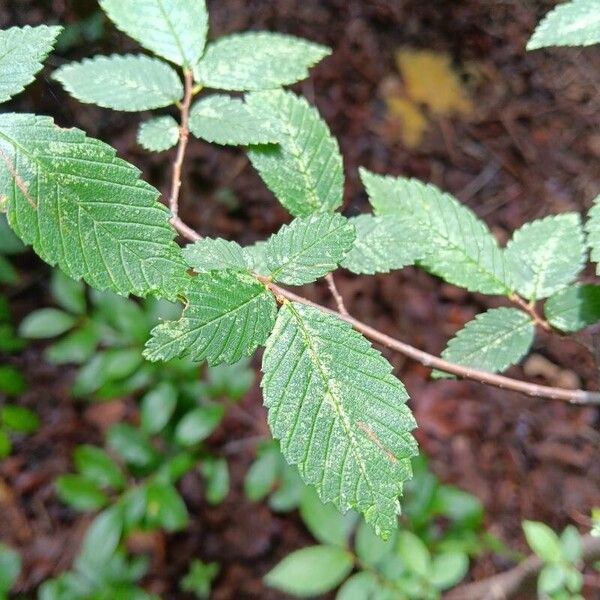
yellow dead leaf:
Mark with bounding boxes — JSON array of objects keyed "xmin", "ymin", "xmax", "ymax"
[{"xmin": 385, "ymin": 96, "xmax": 427, "ymax": 148}]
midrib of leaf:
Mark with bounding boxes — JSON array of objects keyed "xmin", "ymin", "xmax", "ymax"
[
  {"xmin": 287, "ymin": 302, "xmax": 376, "ymax": 499},
  {"xmin": 156, "ymin": 0, "xmax": 186, "ymax": 65},
  {"xmin": 449, "ymin": 313, "xmax": 533, "ymax": 365},
  {"xmin": 530, "ymin": 234, "xmax": 561, "ymax": 301},
  {"xmin": 414, "ymin": 185, "xmax": 510, "ymax": 292}
]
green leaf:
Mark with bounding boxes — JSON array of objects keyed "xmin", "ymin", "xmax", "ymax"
[
  {"xmin": 79, "ymin": 506, "xmax": 123, "ymax": 567},
  {"xmin": 53, "ymin": 54, "xmax": 183, "ymax": 111},
  {"xmin": 45, "ymin": 323, "xmax": 99, "ymax": 365},
  {"xmin": 107, "ymin": 424, "xmax": 157, "ymax": 468},
  {"xmin": 0, "ymin": 430, "xmax": 11, "ymax": 459},
  {"xmin": 269, "ymin": 464, "xmax": 304, "ymax": 512},
  {"xmin": 527, "ymin": 0, "xmax": 600, "ymax": 49},
  {"xmin": 433, "ymin": 308, "xmax": 535, "ymax": 377},
  {"xmin": 74, "ymin": 445, "xmax": 125, "ymax": 491},
  {"xmin": 538, "ymin": 563, "xmax": 566, "ymax": 596},
  {"xmin": 244, "ymin": 443, "xmax": 281, "ymax": 502},
  {"xmin": 545, "ymin": 284, "xmax": 600, "ymax": 332},
  {"xmin": 0, "ymin": 215, "xmax": 25, "ymax": 255},
  {"xmin": 55, "ymin": 474, "xmax": 108, "ymax": 511},
  {"xmin": 201, "ymin": 458, "xmax": 229, "ymax": 505},
  {"xmin": 523, "ymin": 520, "xmax": 562, "ymax": 562},
  {"xmin": 175, "ymin": 405, "xmax": 224, "ymax": 446},
  {"xmin": 336, "ymin": 572, "xmax": 380, "ymax": 600},
  {"xmin": 51, "ymin": 270, "xmax": 86, "ymax": 315},
  {"xmin": 505, "ymin": 213, "xmax": 585, "ymax": 301},
  {"xmin": 560, "ymin": 525, "xmax": 583, "ymax": 563},
  {"xmin": 299, "ymin": 487, "xmax": 356, "ymax": 547},
  {"xmin": 265, "ymin": 545, "xmax": 354, "ymax": 597},
  {"xmin": 0, "ymin": 113, "xmax": 187, "ymax": 298},
  {"xmin": 180, "ymin": 560, "xmax": 219, "ymax": 600},
  {"xmin": 138, "ymin": 116, "xmax": 179, "ymax": 153},
  {"xmin": 140, "ymin": 382, "xmax": 178, "ymax": 434},
  {"xmin": 189, "ymin": 95, "xmax": 280, "ymax": 146},
  {"xmin": 193, "ymin": 32, "xmax": 330, "ymax": 91},
  {"xmin": 263, "ymin": 213, "xmax": 355, "ymax": 285},
  {"xmin": 0, "ymin": 543, "xmax": 21, "ymax": 595},
  {"xmin": 262, "ymin": 302, "xmax": 417, "ymax": 538},
  {"xmin": 145, "ymin": 481, "xmax": 188, "ymax": 531},
  {"xmin": 19, "ymin": 308, "xmax": 76, "ymax": 339},
  {"xmin": 99, "ymin": 0, "xmax": 208, "ymax": 66},
  {"xmin": 360, "ymin": 169, "xmax": 511, "ymax": 294},
  {"xmin": 183, "ymin": 238, "xmax": 252, "ymax": 273},
  {"xmin": 429, "ymin": 552, "xmax": 469, "ymax": 590},
  {"xmin": 0, "ymin": 366, "xmax": 26, "ymax": 396},
  {"xmin": 396, "ymin": 530, "xmax": 430, "ymax": 576},
  {"xmin": 341, "ymin": 214, "xmax": 426, "ymax": 274},
  {"xmin": 145, "ymin": 270, "xmax": 277, "ymax": 365},
  {"xmin": 585, "ymin": 195, "xmax": 600, "ymax": 271},
  {"xmin": 247, "ymin": 90, "xmax": 344, "ymax": 217},
  {"xmin": 355, "ymin": 519, "xmax": 396, "ymax": 568},
  {"xmin": 0, "ymin": 405, "xmax": 39, "ymax": 433},
  {"xmin": 0, "ymin": 25, "xmax": 62, "ymax": 103}
]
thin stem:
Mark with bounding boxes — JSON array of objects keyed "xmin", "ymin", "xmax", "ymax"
[
  {"xmin": 325, "ymin": 273, "xmax": 349, "ymax": 316},
  {"xmin": 169, "ymin": 69, "xmax": 196, "ymax": 239},
  {"xmin": 173, "ymin": 220, "xmax": 600, "ymax": 405},
  {"xmin": 510, "ymin": 293, "xmax": 551, "ymax": 331}
]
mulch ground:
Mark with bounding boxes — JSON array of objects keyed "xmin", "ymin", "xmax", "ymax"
[{"xmin": 1, "ymin": 0, "xmax": 599, "ymax": 598}]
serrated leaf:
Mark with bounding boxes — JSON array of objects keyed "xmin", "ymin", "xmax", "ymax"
[
  {"xmin": 0, "ymin": 25, "xmax": 62, "ymax": 104},
  {"xmin": 360, "ymin": 169, "xmax": 511, "ymax": 294},
  {"xmin": 183, "ymin": 238, "xmax": 252, "ymax": 273},
  {"xmin": 247, "ymin": 90, "xmax": 344, "ymax": 217},
  {"xmin": 341, "ymin": 214, "xmax": 427, "ymax": 274},
  {"xmin": 244, "ymin": 240, "xmax": 270, "ymax": 275},
  {"xmin": 505, "ymin": 213, "xmax": 585, "ymax": 301},
  {"xmin": 99, "ymin": 0, "xmax": 208, "ymax": 67},
  {"xmin": 433, "ymin": 307, "xmax": 535, "ymax": 378},
  {"xmin": 585, "ymin": 194, "xmax": 600, "ymax": 271},
  {"xmin": 263, "ymin": 213, "xmax": 355, "ymax": 285},
  {"xmin": 189, "ymin": 94, "xmax": 280, "ymax": 146},
  {"xmin": 193, "ymin": 32, "xmax": 330, "ymax": 91},
  {"xmin": 0, "ymin": 113, "xmax": 187, "ymax": 298},
  {"xmin": 145, "ymin": 270, "xmax": 277, "ymax": 365},
  {"xmin": 138, "ymin": 116, "xmax": 179, "ymax": 152},
  {"xmin": 544, "ymin": 284, "xmax": 600, "ymax": 332},
  {"xmin": 262, "ymin": 302, "xmax": 418, "ymax": 538},
  {"xmin": 527, "ymin": 0, "xmax": 600, "ymax": 49},
  {"xmin": 53, "ymin": 54, "xmax": 183, "ymax": 111}
]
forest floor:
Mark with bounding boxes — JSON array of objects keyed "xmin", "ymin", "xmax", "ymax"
[{"xmin": 1, "ymin": 0, "xmax": 599, "ymax": 598}]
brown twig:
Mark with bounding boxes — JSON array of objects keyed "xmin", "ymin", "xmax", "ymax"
[
  {"xmin": 325, "ymin": 273, "xmax": 349, "ymax": 316},
  {"xmin": 169, "ymin": 69, "xmax": 198, "ymax": 240},
  {"xmin": 510, "ymin": 293, "xmax": 552, "ymax": 332},
  {"xmin": 445, "ymin": 534, "xmax": 600, "ymax": 600}
]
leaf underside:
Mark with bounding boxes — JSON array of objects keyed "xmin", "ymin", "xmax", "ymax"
[
  {"xmin": 0, "ymin": 113, "xmax": 187, "ymax": 298},
  {"xmin": 433, "ymin": 307, "xmax": 535, "ymax": 378},
  {"xmin": 53, "ymin": 54, "xmax": 184, "ymax": 111},
  {"xmin": 99, "ymin": 0, "xmax": 208, "ymax": 66},
  {"xmin": 263, "ymin": 213, "xmax": 356, "ymax": 285},
  {"xmin": 138, "ymin": 116, "xmax": 179, "ymax": 152},
  {"xmin": 505, "ymin": 213, "xmax": 585, "ymax": 301},
  {"xmin": 247, "ymin": 90, "xmax": 344, "ymax": 217},
  {"xmin": 527, "ymin": 0, "xmax": 600, "ymax": 49},
  {"xmin": 183, "ymin": 238, "xmax": 253, "ymax": 273},
  {"xmin": 193, "ymin": 32, "xmax": 330, "ymax": 91},
  {"xmin": 545, "ymin": 284, "xmax": 600, "ymax": 332},
  {"xmin": 262, "ymin": 302, "xmax": 418, "ymax": 538},
  {"xmin": 145, "ymin": 270, "xmax": 277, "ymax": 366},
  {"xmin": 0, "ymin": 25, "xmax": 62, "ymax": 104},
  {"xmin": 360, "ymin": 169, "xmax": 511, "ymax": 294}
]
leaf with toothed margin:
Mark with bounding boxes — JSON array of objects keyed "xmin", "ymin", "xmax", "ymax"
[
  {"xmin": 544, "ymin": 284, "xmax": 600, "ymax": 332},
  {"xmin": 183, "ymin": 238, "xmax": 253, "ymax": 273},
  {"xmin": 262, "ymin": 302, "xmax": 418, "ymax": 539},
  {"xmin": 0, "ymin": 25, "xmax": 62, "ymax": 104},
  {"xmin": 144, "ymin": 270, "xmax": 277, "ymax": 365},
  {"xmin": 138, "ymin": 116, "xmax": 180, "ymax": 152},
  {"xmin": 0, "ymin": 113, "xmax": 187, "ymax": 298}
]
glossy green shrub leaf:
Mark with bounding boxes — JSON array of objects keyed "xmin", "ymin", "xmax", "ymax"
[
  {"xmin": 585, "ymin": 194, "xmax": 600, "ymax": 272},
  {"xmin": 0, "ymin": 430, "xmax": 11, "ymax": 459},
  {"xmin": 140, "ymin": 382, "xmax": 178, "ymax": 434},
  {"xmin": 545, "ymin": 284, "xmax": 600, "ymax": 331},
  {"xmin": 361, "ymin": 169, "xmax": 511, "ymax": 294},
  {"xmin": 523, "ymin": 520, "xmax": 562, "ymax": 562},
  {"xmin": 0, "ymin": 25, "xmax": 61, "ymax": 103},
  {"xmin": 396, "ymin": 530, "xmax": 430, "ymax": 576},
  {"xmin": 19, "ymin": 308, "xmax": 76, "ymax": 339},
  {"xmin": 430, "ymin": 552, "xmax": 469, "ymax": 590},
  {"xmin": 247, "ymin": 90, "xmax": 344, "ymax": 216},
  {"xmin": 336, "ymin": 572, "xmax": 380, "ymax": 599},
  {"xmin": 1, "ymin": 405, "xmax": 39, "ymax": 433},
  {"xmin": 0, "ymin": 113, "xmax": 187, "ymax": 298},
  {"xmin": 0, "ymin": 543, "xmax": 21, "ymax": 595},
  {"xmin": 181, "ymin": 560, "xmax": 219, "ymax": 599},
  {"xmin": 505, "ymin": 213, "xmax": 585, "ymax": 301},
  {"xmin": 269, "ymin": 464, "xmax": 304, "ymax": 512},
  {"xmin": 107, "ymin": 424, "xmax": 157, "ymax": 468},
  {"xmin": 145, "ymin": 481, "xmax": 188, "ymax": 531},
  {"xmin": 0, "ymin": 366, "xmax": 26, "ymax": 396},
  {"xmin": 74, "ymin": 445, "xmax": 125, "ymax": 490},
  {"xmin": 79, "ymin": 506, "xmax": 124, "ymax": 567},
  {"xmin": 138, "ymin": 116, "xmax": 179, "ymax": 152},
  {"xmin": 45, "ymin": 323, "xmax": 99, "ymax": 365},
  {"xmin": 265, "ymin": 545, "xmax": 354, "ymax": 597},
  {"xmin": 201, "ymin": 458, "xmax": 230, "ymax": 505},
  {"xmin": 527, "ymin": 0, "xmax": 600, "ymax": 49},
  {"xmin": 193, "ymin": 32, "xmax": 330, "ymax": 91},
  {"xmin": 183, "ymin": 238, "xmax": 252, "ymax": 273},
  {"xmin": 189, "ymin": 95, "xmax": 280, "ymax": 146},
  {"xmin": 355, "ymin": 519, "xmax": 396, "ymax": 567},
  {"xmin": 341, "ymin": 214, "xmax": 426, "ymax": 274},
  {"xmin": 99, "ymin": 0, "xmax": 208, "ymax": 66},
  {"xmin": 262, "ymin": 302, "xmax": 417, "ymax": 538},
  {"xmin": 560, "ymin": 525, "xmax": 583, "ymax": 563},
  {"xmin": 263, "ymin": 213, "xmax": 355, "ymax": 285},
  {"xmin": 244, "ymin": 443, "xmax": 281, "ymax": 502},
  {"xmin": 55, "ymin": 474, "xmax": 108, "ymax": 511},
  {"xmin": 434, "ymin": 308, "xmax": 535, "ymax": 377},
  {"xmin": 175, "ymin": 405, "xmax": 224, "ymax": 446},
  {"xmin": 53, "ymin": 55, "xmax": 183, "ymax": 111},
  {"xmin": 0, "ymin": 256, "xmax": 18, "ymax": 285},
  {"xmin": 145, "ymin": 270, "xmax": 277, "ymax": 365},
  {"xmin": 538, "ymin": 563, "xmax": 566, "ymax": 596},
  {"xmin": 51, "ymin": 270, "xmax": 86, "ymax": 315}
]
